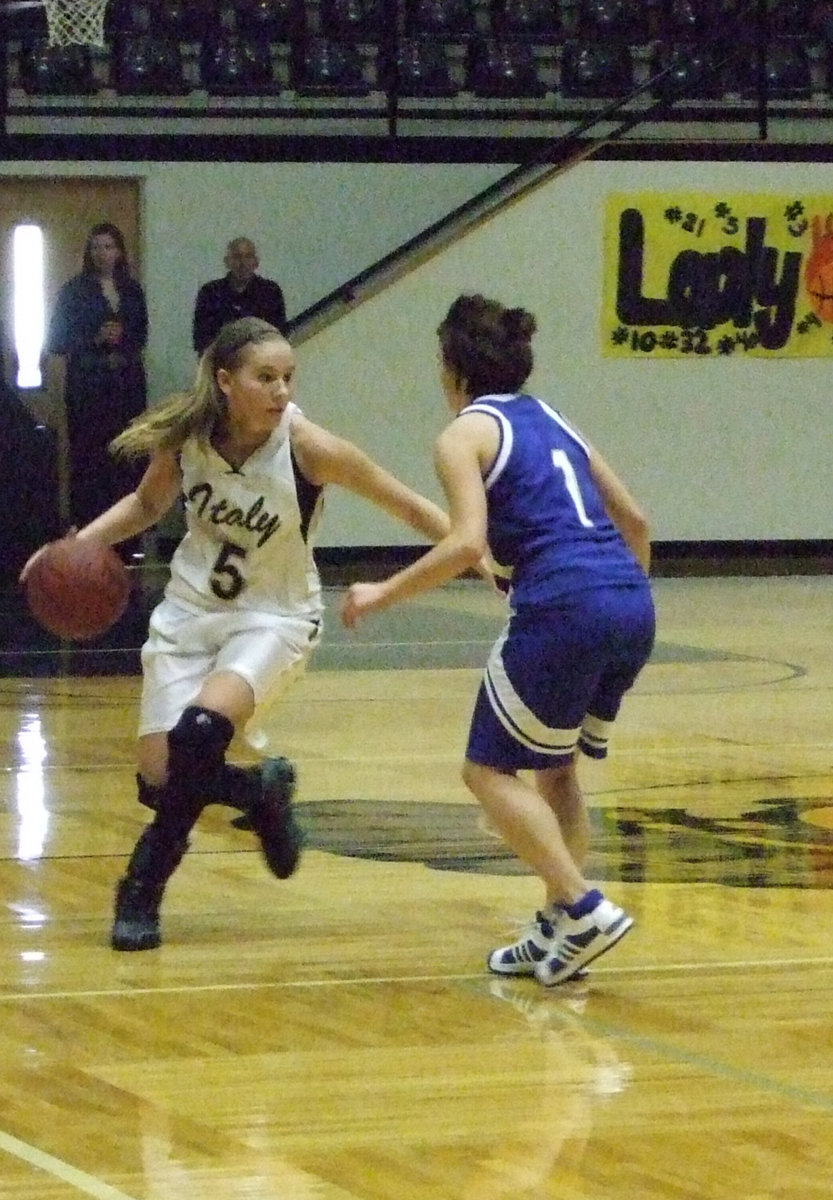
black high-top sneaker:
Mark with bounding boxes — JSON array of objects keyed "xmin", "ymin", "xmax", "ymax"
[
  {"xmin": 248, "ymin": 758, "xmax": 303, "ymax": 879},
  {"xmin": 111, "ymin": 876, "xmax": 164, "ymax": 951}
]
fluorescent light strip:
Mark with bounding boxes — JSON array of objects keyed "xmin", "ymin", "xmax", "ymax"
[{"xmin": 13, "ymin": 223, "xmax": 45, "ymax": 390}]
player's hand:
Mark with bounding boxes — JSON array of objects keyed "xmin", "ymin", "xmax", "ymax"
[
  {"xmin": 19, "ymin": 542, "xmax": 52, "ymax": 584},
  {"xmin": 19, "ymin": 527, "xmax": 77, "ymax": 584},
  {"xmin": 474, "ymin": 554, "xmax": 500, "ymax": 592},
  {"xmin": 340, "ymin": 581, "xmax": 389, "ymax": 629},
  {"xmin": 96, "ymin": 320, "xmax": 122, "ymax": 346}
]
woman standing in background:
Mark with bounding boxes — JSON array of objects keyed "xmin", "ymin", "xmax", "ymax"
[{"xmin": 47, "ymin": 222, "xmax": 148, "ymax": 556}]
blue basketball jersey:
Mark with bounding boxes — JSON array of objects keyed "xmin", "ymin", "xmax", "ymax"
[{"xmin": 459, "ymin": 393, "xmax": 646, "ymax": 607}]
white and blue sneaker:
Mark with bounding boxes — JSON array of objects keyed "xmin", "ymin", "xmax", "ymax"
[
  {"xmin": 487, "ymin": 908, "xmax": 559, "ymax": 976},
  {"xmin": 535, "ymin": 893, "xmax": 632, "ymax": 987}
]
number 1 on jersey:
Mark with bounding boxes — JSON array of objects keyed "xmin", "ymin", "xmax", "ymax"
[{"xmin": 551, "ymin": 449, "xmax": 594, "ymax": 528}]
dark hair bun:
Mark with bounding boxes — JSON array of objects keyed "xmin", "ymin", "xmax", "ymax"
[
  {"xmin": 437, "ymin": 293, "xmax": 536, "ymax": 394},
  {"xmin": 503, "ymin": 306, "xmax": 536, "ymax": 341}
]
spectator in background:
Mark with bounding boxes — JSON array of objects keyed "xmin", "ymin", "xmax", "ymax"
[
  {"xmin": 46, "ymin": 221, "xmax": 148, "ymax": 557},
  {"xmin": 192, "ymin": 237, "xmax": 288, "ymax": 354}
]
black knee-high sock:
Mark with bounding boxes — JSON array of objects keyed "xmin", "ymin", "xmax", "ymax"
[
  {"xmin": 124, "ymin": 776, "xmax": 204, "ymax": 890},
  {"xmin": 123, "ymin": 704, "xmax": 234, "ymax": 889}
]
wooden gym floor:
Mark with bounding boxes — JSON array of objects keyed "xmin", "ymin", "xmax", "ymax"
[{"xmin": 0, "ymin": 571, "xmax": 832, "ymax": 1200}]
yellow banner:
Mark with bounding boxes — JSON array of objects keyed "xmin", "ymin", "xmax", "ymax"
[{"xmin": 603, "ymin": 192, "xmax": 833, "ymax": 357}]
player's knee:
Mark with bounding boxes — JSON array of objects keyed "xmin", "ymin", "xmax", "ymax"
[
  {"xmin": 137, "ymin": 773, "xmax": 162, "ymax": 810},
  {"xmin": 167, "ymin": 705, "xmax": 235, "ymax": 796},
  {"xmin": 462, "ymin": 759, "xmax": 488, "ymax": 795}
]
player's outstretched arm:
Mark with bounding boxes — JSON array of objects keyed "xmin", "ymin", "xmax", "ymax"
[
  {"xmin": 78, "ymin": 450, "xmax": 182, "ymax": 549},
  {"xmin": 19, "ymin": 451, "xmax": 182, "ymax": 583},
  {"xmin": 340, "ymin": 418, "xmax": 489, "ymax": 629},
  {"xmin": 78, "ymin": 450, "xmax": 182, "ymax": 547},
  {"xmin": 292, "ymin": 415, "xmax": 451, "ymax": 542}
]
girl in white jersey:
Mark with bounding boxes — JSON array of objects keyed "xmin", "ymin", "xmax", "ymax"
[
  {"xmin": 22, "ymin": 317, "xmax": 452, "ymax": 952},
  {"xmin": 342, "ymin": 295, "xmax": 655, "ymax": 986}
]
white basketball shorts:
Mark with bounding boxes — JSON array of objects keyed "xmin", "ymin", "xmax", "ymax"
[{"xmin": 138, "ymin": 597, "xmax": 322, "ymax": 751}]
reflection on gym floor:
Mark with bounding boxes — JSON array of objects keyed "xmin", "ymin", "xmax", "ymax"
[{"xmin": 0, "ymin": 573, "xmax": 832, "ymax": 1199}]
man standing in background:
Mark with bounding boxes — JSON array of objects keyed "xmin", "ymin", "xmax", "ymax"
[{"xmin": 192, "ymin": 237, "xmax": 288, "ymax": 353}]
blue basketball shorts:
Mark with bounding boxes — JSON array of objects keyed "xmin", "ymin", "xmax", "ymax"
[{"xmin": 465, "ymin": 583, "xmax": 655, "ymax": 771}]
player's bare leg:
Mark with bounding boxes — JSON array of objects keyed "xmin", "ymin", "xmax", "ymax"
[
  {"xmin": 535, "ymin": 761, "xmax": 590, "ymax": 872},
  {"xmin": 463, "ymin": 760, "xmax": 587, "ymax": 906}
]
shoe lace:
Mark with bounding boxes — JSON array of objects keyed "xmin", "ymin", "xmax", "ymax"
[{"xmin": 508, "ymin": 909, "xmax": 556, "ymax": 941}]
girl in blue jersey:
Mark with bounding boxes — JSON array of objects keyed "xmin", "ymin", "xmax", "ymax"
[{"xmin": 342, "ymin": 294, "xmax": 655, "ymax": 986}]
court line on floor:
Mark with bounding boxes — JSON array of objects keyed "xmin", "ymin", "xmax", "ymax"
[
  {"xmin": 1, "ymin": 960, "xmax": 830, "ymax": 1197},
  {"xmin": 0, "ymin": 1130, "xmax": 135, "ymax": 1200},
  {"xmin": 0, "ymin": 955, "xmax": 832, "ymax": 1002},
  {"xmin": 580, "ymin": 1016, "xmax": 833, "ymax": 1115}
]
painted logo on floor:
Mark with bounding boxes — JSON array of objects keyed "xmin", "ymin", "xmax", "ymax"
[{"xmin": 297, "ymin": 797, "xmax": 833, "ymax": 888}]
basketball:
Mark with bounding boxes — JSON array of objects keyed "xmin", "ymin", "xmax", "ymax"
[{"xmin": 24, "ymin": 537, "xmax": 131, "ymax": 641}]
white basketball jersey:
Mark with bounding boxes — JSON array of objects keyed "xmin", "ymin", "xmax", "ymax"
[{"xmin": 165, "ymin": 402, "xmax": 324, "ymax": 619}]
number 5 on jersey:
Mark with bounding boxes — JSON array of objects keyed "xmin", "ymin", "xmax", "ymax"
[{"xmin": 211, "ymin": 541, "xmax": 248, "ymax": 600}]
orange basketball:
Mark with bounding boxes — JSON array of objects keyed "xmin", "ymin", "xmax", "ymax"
[{"xmin": 24, "ymin": 537, "xmax": 131, "ymax": 641}]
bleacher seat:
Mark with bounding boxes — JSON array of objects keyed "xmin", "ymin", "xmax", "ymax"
[
  {"xmin": 739, "ymin": 38, "xmax": 813, "ymax": 99},
  {"xmin": 405, "ymin": 0, "xmax": 476, "ymax": 38},
  {"xmin": 320, "ymin": 0, "xmax": 381, "ymax": 40},
  {"xmin": 560, "ymin": 40, "xmax": 634, "ymax": 97},
  {"xmin": 18, "ymin": 41, "xmax": 97, "ymax": 95},
  {"xmin": 649, "ymin": 42, "xmax": 724, "ymax": 101},
  {"xmin": 154, "ymin": 0, "xmax": 207, "ymax": 39},
  {"xmin": 108, "ymin": 0, "xmax": 155, "ymax": 33},
  {"xmin": 660, "ymin": 0, "xmax": 704, "ymax": 41},
  {"xmin": 769, "ymin": 0, "xmax": 813, "ymax": 38},
  {"xmin": 111, "ymin": 33, "xmax": 190, "ymax": 93},
  {"xmin": 467, "ymin": 37, "xmax": 546, "ymax": 96},
  {"xmin": 489, "ymin": 0, "xmax": 559, "ymax": 42},
  {"xmin": 576, "ymin": 0, "xmax": 646, "ymax": 41},
  {"xmin": 388, "ymin": 37, "xmax": 459, "ymax": 95},
  {"xmin": 5, "ymin": 0, "xmax": 49, "ymax": 40},
  {"xmin": 291, "ymin": 36, "xmax": 371, "ymax": 93},
  {"xmin": 231, "ymin": 0, "xmax": 298, "ymax": 40},
  {"xmin": 200, "ymin": 33, "xmax": 278, "ymax": 92}
]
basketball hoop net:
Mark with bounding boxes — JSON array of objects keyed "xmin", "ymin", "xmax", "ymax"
[{"xmin": 43, "ymin": 0, "xmax": 109, "ymax": 48}]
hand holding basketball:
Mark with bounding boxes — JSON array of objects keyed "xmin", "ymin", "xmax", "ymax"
[{"xmin": 22, "ymin": 535, "xmax": 131, "ymax": 641}]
